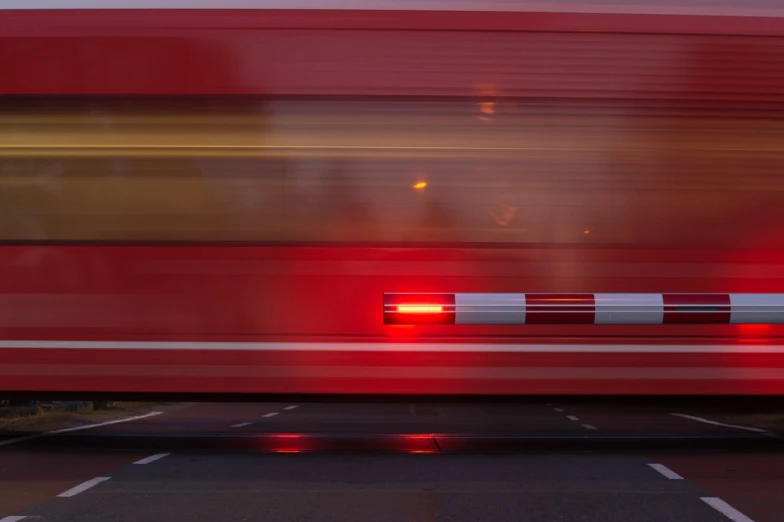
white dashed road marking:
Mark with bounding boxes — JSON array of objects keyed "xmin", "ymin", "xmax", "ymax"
[
  {"xmin": 701, "ymin": 497, "xmax": 756, "ymax": 522},
  {"xmin": 263, "ymin": 412, "xmax": 279, "ymax": 418},
  {"xmin": 231, "ymin": 422, "xmax": 253, "ymax": 428},
  {"xmin": 566, "ymin": 415, "xmax": 579, "ymax": 421},
  {"xmin": 648, "ymin": 463, "xmax": 684, "ymax": 480},
  {"xmin": 554, "ymin": 408, "xmax": 564, "ymax": 412},
  {"xmin": 582, "ymin": 424, "xmax": 597, "ymax": 430},
  {"xmin": 0, "ymin": 516, "xmax": 28, "ymax": 522},
  {"xmin": 133, "ymin": 453, "xmax": 170, "ymax": 465},
  {"xmin": 284, "ymin": 405, "xmax": 298, "ymax": 410},
  {"xmin": 57, "ymin": 477, "xmax": 111, "ymax": 498}
]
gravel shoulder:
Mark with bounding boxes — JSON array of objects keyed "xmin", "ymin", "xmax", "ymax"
[{"xmin": 0, "ymin": 402, "xmax": 180, "ymax": 433}]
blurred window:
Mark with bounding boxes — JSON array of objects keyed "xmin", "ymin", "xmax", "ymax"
[{"xmin": 0, "ymin": 98, "xmax": 781, "ymax": 247}]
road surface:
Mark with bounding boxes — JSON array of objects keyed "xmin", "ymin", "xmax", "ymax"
[{"xmin": 1, "ymin": 400, "xmax": 782, "ymax": 522}]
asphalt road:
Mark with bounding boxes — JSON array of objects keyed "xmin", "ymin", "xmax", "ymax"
[{"xmin": 0, "ymin": 401, "xmax": 782, "ymax": 522}]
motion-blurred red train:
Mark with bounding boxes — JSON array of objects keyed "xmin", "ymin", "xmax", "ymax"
[{"xmin": 1, "ymin": 0, "xmax": 784, "ymax": 396}]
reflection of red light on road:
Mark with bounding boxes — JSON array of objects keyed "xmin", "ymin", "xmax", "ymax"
[
  {"xmin": 266, "ymin": 433, "xmax": 308, "ymax": 453},
  {"xmin": 402, "ymin": 434, "xmax": 436, "ymax": 453}
]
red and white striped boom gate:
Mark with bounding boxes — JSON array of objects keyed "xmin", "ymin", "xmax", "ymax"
[{"xmin": 383, "ymin": 293, "xmax": 784, "ymax": 325}]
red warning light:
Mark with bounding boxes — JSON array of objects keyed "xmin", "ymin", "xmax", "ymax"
[
  {"xmin": 384, "ymin": 293, "xmax": 456, "ymax": 325},
  {"xmin": 397, "ymin": 305, "xmax": 443, "ymax": 314}
]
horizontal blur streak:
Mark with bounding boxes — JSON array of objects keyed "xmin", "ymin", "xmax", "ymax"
[
  {"xmin": 2, "ymin": 365, "xmax": 784, "ymax": 380},
  {"xmin": 4, "ymin": 101, "xmax": 784, "ymax": 155},
  {"xmin": 1, "ymin": 100, "xmax": 784, "ymax": 248},
  {"xmin": 4, "ymin": 344, "xmax": 784, "ymax": 394},
  {"xmin": 2, "ymin": 12, "xmax": 784, "ymax": 97},
  {"xmin": 3, "ymin": 0, "xmax": 784, "ymax": 17}
]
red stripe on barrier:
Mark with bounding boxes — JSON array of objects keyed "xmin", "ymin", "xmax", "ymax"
[
  {"xmin": 525, "ymin": 293, "xmax": 595, "ymax": 324},
  {"xmin": 663, "ymin": 294, "xmax": 731, "ymax": 324}
]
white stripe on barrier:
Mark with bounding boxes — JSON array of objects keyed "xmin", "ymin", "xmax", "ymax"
[
  {"xmin": 594, "ymin": 293, "xmax": 663, "ymax": 325},
  {"xmin": 730, "ymin": 294, "xmax": 784, "ymax": 325},
  {"xmin": 455, "ymin": 293, "xmax": 526, "ymax": 325}
]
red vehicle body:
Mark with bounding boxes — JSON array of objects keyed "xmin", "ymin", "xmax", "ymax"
[{"xmin": 1, "ymin": 2, "xmax": 784, "ymax": 396}]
